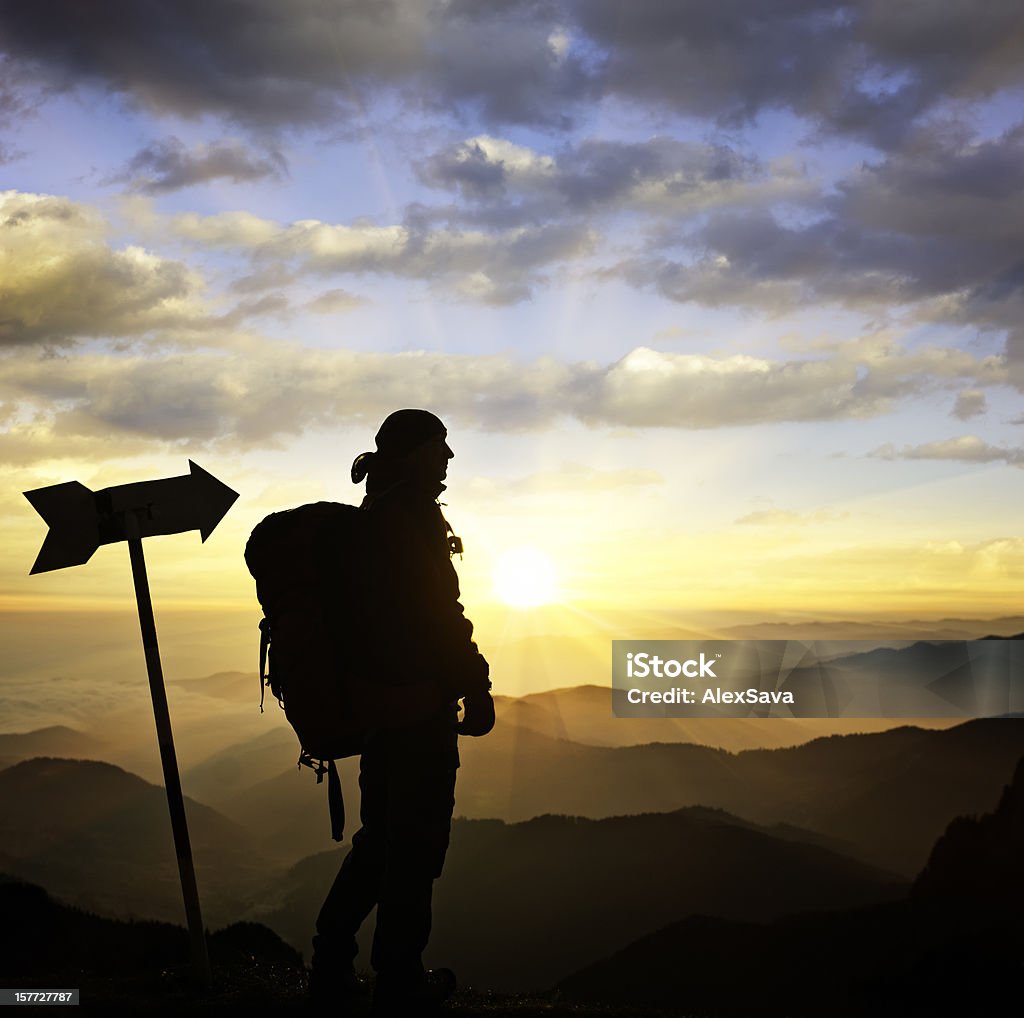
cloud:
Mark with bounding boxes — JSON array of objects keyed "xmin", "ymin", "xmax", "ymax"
[
  {"xmin": 0, "ymin": 190, "xmax": 203, "ymax": 346},
  {"xmin": 305, "ymin": 288, "xmax": 367, "ymax": 314},
  {"xmin": 0, "ymin": 0, "xmax": 425, "ymax": 126},
  {"xmin": 416, "ymin": 134, "xmax": 815, "ymax": 226},
  {"xmin": 735, "ymin": 507, "xmax": 849, "ymax": 526},
  {"xmin": 169, "ymin": 209, "xmax": 283, "ymax": 248},
  {"xmin": 1, "ymin": 1, "xmax": 1020, "ymax": 144},
  {"xmin": 0, "ymin": 0, "xmax": 591, "ymax": 129},
  {"xmin": 0, "ymin": 335, "xmax": 1006, "ymax": 465},
  {"xmin": 170, "ymin": 205, "xmax": 597, "ymax": 305},
  {"xmin": 155, "ymin": 134, "xmax": 813, "ymax": 305},
  {"xmin": 109, "ymin": 137, "xmax": 287, "ymax": 194},
  {"xmin": 619, "ymin": 122, "xmax": 1024, "ymax": 341},
  {"xmin": 417, "ymin": 135, "xmax": 556, "ymax": 202},
  {"xmin": 572, "ymin": 0, "xmax": 1024, "ymax": 147},
  {"xmin": 951, "ymin": 389, "xmax": 986, "ymax": 420},
  {"xmin": 871, "ymin": 436, "xmax": 1024, "ymax": 467}
]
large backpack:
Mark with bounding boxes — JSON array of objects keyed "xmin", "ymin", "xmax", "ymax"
[{"xmin": 244, "ymin": 500, "xmax": 444, "ymax": 840}]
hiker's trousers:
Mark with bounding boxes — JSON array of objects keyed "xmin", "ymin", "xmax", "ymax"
[{"xmin": 315, "ymin": 715, "xmax": 459, "ymax": 978}]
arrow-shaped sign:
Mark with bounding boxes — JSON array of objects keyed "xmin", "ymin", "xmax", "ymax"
[
  {"xmin": 24, "ymin": 460, "xmax": 238, "ymax": 574},
  {"xmin": 23, "ymin": 461, "xmax": 239, "ymax": 988}
]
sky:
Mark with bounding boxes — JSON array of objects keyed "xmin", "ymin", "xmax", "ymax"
[{"xmin": 3, "ymin": 1, "xmax": 1024, "ymax": 699}]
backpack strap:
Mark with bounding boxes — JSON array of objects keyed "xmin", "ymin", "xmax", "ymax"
[
  {"xmin": 298, "ymin": 751, "xmax": 346, "ymax": 842},
  {"xmin": 258, "ymin": 617, "xmax": 271, "ymax": 713},
  {"xmin": 327, "ymin": 760, "xmax": 345, "ymax": 843}
]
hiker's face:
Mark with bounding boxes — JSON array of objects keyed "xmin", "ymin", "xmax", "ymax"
[{"xmin": 408, "ymin": 433, "xmax": 454, "ymax": 484}]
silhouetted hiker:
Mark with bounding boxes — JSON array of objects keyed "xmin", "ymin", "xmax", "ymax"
[{"xmin": 309, "ymin": 409, "xmax": 494, "ymax": 1016}]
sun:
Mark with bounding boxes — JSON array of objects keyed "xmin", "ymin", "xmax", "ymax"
[{"xmin": 493, "ymin": 546, "xmax": 558, "ymax": 608}]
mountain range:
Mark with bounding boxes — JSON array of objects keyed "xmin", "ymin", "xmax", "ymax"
[
  {"xmin": 259, "ymin": 805, "xmax": 906, "ymax": 991},
  {"xmin": 0, "ymin": 758, "xmax": 270, "ymax": 927},
  {"xmin": 557, "ymin": 756, "xmax": 1024, "ymax": 1015},
  {"xmin": 195, "ymin": 712, "xmax": 1024, "ymax": 876}
]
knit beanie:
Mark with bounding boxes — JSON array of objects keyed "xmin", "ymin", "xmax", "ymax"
[{"xmin": 351, "ymin": 409, "xmax": 447, "ymax": 483}]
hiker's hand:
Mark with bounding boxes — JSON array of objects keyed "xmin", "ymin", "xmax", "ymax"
[
  {"xmin": 443, "ymin": 652, "xmax": 490, "ymax": 701},
  {"xmin": 458, "ymin": 691, "xmax": 495, "ymax": 737}
]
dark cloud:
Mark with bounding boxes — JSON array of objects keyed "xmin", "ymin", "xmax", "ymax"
[
  {"xmin": 572, "ymin": 0, "xmax": 1024, "ymax": 147},
  {"xmin": 0, "ymin": 0, "xmax": 590, "ymax": 129},
  {"xmin": 424, "ymin": 1, "xmax": 593, "ymax": 128},
  {"xmin": 619, "ymin": 123, "xmax": 1024, "ymax": 335},
  {"xmin": 417, "ymin": 138, "xmax": 511, "ymax": 200},
  {"xmin": 3, "ymin": 2, "xmax": 1019, "ymax": 141},
  {"xmin": 415, "ymin": 134, "xmax": 812, "ymax": 230},
  {"xmin": 0, "ymin": 0, "xmax": 409, "ymax": 126},
  {"xmin": 109, "ymin": 137, "xmax": 287, "ymax": 193}
]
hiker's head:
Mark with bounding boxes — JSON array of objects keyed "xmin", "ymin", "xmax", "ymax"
[{"xmin": 351, "ymin": 409, "xmax": 454, "ymax": 491}]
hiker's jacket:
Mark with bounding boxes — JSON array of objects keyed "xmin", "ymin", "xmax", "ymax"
[{"xmin": 331, "ymin": 478, "xmax": 489, "ymax": 704}]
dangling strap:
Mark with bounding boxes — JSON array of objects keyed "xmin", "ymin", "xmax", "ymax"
[
  {"xmin": 327, "ymin": 760, "xmax": 345, "ymax": 843},
  {"xmin": 298, "ymin": 752, "xmax": 346, "ymax": 842},
  {"xmin": 258, "ymin": 618, "xmax": 271, "ymax": 713}
]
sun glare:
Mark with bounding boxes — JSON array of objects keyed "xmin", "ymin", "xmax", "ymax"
[{"xmin": 493, "ymin": 546, "xmax": 558, "ymax": 608}]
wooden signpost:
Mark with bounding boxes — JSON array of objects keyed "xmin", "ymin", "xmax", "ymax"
[{"xmin": 24, "ymin": 460, "xmax": 240, "ymax": 987}]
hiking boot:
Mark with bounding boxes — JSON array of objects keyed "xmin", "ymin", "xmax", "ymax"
[
  {"xmin": 371, "ymin": 968, "xmax": 456, "ymax": 1016},
  {"xmin": 308, "ymin": 957, "xmax": 370, "ymax": 1014}
]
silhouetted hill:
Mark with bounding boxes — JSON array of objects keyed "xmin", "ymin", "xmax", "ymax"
[
  {"xmin": 0, "ymin": 725, "xmax": 107, "ymax": 765},
  {"xmin": 460, "ymin": 716, "xmax": 1024, "ymax": 875},
  {"xmin": 209, "ymin": 717, "xmax": 1024, "ymax": 875},
  {"xmin": 721, "ymin": 616, "xmax": 1024, "ymax": 641},
  {"xmin": 186, "ymin": 685, "xmax": 853, "ymax": 816},
  {"xmin": 767, "ymin": 716, "xmax": 1024, "ymax": 873},
  {"xmin": 181, "ymin": 724, "xmax": 298, "ymax": 807},
  {"xmin": 0, "ymin": 758, "xmax": 273, "ymax": 926},
  {"xmin": 262, "ymin": 807, "xmax": 905, "ymax": 991},
  {"xmin": 178, "ymin": 680, "xmax": 959, "ymax": 816},
  {"xmin": 557, "ymin": 756, "xmax": 1024, "ymax": 1016},
  {"xmin": 0, "ymin": 875, "xmax": 691, "ymax": 1015},
  {"xmin": 170, "ymin": 670, "xmax": 264, "ymax": 702},
  {"xmin": 913, "ymin": 755, "xmax": 1024, "ymax": 905},
  {"xmin": 0, "ymin": 875, "xmax": 311, "ymax": 1014},
  {"xmin": 557, "ymin": 898, "xmax": 1022, "ymax": 1017},
  {"xmin": 220, "ymin": 757, "xmax": 361, "ymax": 859},
  {"xmin": 821, "ymin": 638, "xmax": 1023, "ymax": 715}
]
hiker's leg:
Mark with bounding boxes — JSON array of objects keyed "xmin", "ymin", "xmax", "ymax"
[
  {"xmin": 314, "ymin": 746, "xmax": 388, "ymax": 966},
  {"xmin": 370, "ymin": 748, "xmax": 457, "ymax": 979}
]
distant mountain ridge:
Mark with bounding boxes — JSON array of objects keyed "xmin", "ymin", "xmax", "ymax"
[
  {"xmin": 913, "ymin": 755, "xmax": 1024, "ymax": 905},
  {"xmin": 262, "ymin": 804, "xmax": 906, "ymax": 991},
  {"xmin": 0, "ymin": 725, "xmax": 107, "ymax": 764},
  {"xmin": 3, "ymin": 746, "xmax": 1020, "ymax": 1001},
  {"xmin": 557, "ymin": 753, "xmax": 1024, "ymax": 1016},
  {"xmin": 0, "ymin": 758, "xmax": 274, "ymax": 927},
  {"xmin": 221, "ymin": 712, "xmax": 1024, "ymax": 875}
]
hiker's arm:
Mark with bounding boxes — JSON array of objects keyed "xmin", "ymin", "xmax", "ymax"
[
  {"xmin": 430, "ymin": 562, "xmax": 490, "ymax": 699},
  {"xmin": 372, "ymin": 503, "xmax": 489, "ymax": 698}
]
